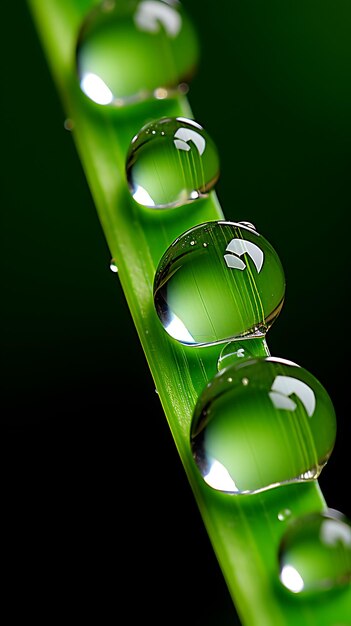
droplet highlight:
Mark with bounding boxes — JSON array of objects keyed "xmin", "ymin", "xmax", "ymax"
[
  {"xmin": 190, "ymin": 357, "xmax": 336, "ymax": 494},
  {"xmin": 109, "ymin": 258, "xmax": 118, "ymax": 272},
  {"xmin": 153, "ymin": 221, "xmax": 285, "ymax": 346},
  {"xmin": 278, "ymin": 508, "xmax": 292, "ymax": 522},
  {"xmin": 238, "ymin": 221, "xmax": 256, "ymax": 231},
  {"xmin": 278, "ymin": 509, "xmax": 351, "ymax": 594},
  {"xmin": 76, "ymin": 0, "xmax": 200, "ymax": 107},
  {"xmin": 126, "ymin": 116, "xmax": 220, "ymax": 208}
]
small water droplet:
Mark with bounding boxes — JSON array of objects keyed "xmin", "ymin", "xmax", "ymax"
[
  {"xmin": 126, "ymin": 116, "xmax": 220, "ymax": 208},
  {"xmin": 278, "ymin": 509, "xmax": 351, "ymax": 594},
  {"xmin": 76, "ymin": 0, "xmax": 199, "ymax": 107},
  {"xmin": 217, "ymin": 337, "xmax": 270, "ymax": 372},
  {"xmin": 153, "ymin": 86, "xmax": 169, "ymax": 99},
  {"xmin": 178, "ymin": 81, "xmax": 189, "ymax": 95},
  {"xmin": 190, "ymin": 357, "xmax": 336, "ymax": 494},
  {"xmin": 109, "ymin": 258, "xmax": 118, "ymax": 272},
  {"xmin": 153, "ymin": 221, "xmax": 285, "ymax": 346},
  {"xmin": 101, "ymin": 0, "xmax": 116, "ymax": 12},
  {"xmin": 278, "ymin": 508, "xmax": 292, "ymax": 522},
  {"xmin": 64, "ymin": 118, "xmax": 74, "ymax": 131}
]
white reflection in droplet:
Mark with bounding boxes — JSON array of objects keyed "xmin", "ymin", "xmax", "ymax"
[
  {"xmin": 173, "ymin": 127, "xmax": 206, "ymax": 155},
  {"xmin": 320, "ymin": 519, "xmax": 351, "ymax": 547},
  {"xmin": 165, "ymin": 315, "xmax": 195, "ymax": 344},
  {"xmin": 135, "ymin": 0, "xmax": 181, "ymax": 36},
  {"xmin": 278, "ymin": 508, "xmax": 291, "ymax": 522},
  {"xmin": 225, "ymin": 239, "xmax": 264, "ymax": 273},
  {"xmin": 269, "ymin": 391, "xmax": 297, "ymax": 412},
  {"xmin": 80, "ymin": 73, "xmax": 113, "ymax": 105},
  {"xmin": 204, "ymin": 460, "xmax": 238, "ymax": 492},
  {"xmin": 132, "ymin": 185, "xmax": 155, "ymax": 207},
  {"xmin": 270, "ymin": 376, "xmax": 316, "ymax": 416},
  {"xmin": 109, "ymin": 259, "xmax": 118, "ymax": 273},
  {"xmin": 190, "ymin": 190, "xmax": 200, "ymax": 200},
  {"xmin": 280, "ymin": 565, "xmax": 304, "ymax": 593}
]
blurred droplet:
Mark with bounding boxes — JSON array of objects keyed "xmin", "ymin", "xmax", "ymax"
[
  {"xmin": 76, "ymin": 0, "xmax": 200, "ymax": 107},
  {"xmin": 64, "ymin": 118, "xmax": 74, "ymax": 131},
  {"xmin": 279, "ymin": 509, "xmax": 351, "ymax": 594}
]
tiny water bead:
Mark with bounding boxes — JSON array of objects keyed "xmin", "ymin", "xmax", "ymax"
[
  {"xmin": 190, "ymin": 357, "xmax": 336, "ymax": 495},
  {"xmin": 126, "ymin": 117, "xmax": 220, "ymax": 208},
  {"xmin": 278, "ymin": 509, "xmax": 292, "ymax": 522},
  {"xmin": 278, "ymin": 509, "xmax": 351, "ymax": 594},
  {"xmin": 109, "ymin": 258, "xmax": 118, "ymax": 272},
  {"xmin": 63, "ymin": 118, "xmax": 74, "ymax": 131},
  {"xmin": 217, "ymin": 337, "xmax": 270, "ymax": 372},
  {"xmin": 76, "ymin": 0, "xmax": 199, "ymax": 107},
  {"xmin": 153, "ymin": 221, "xmax": 285, "ymax": 346}
]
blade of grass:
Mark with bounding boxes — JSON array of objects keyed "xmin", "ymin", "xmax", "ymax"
[{"xmin": 27, "ymin": 1, "xmax": 351, "ymax": 624}]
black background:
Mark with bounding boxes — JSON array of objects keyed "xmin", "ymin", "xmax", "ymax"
[{"xmin": 2, "ymin": 1, "xmax": 350, "ymax": 623}]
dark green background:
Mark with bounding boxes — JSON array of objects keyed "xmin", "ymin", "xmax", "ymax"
[{"xmin": 2, "ymin": 1, "xmax": 350, "ymax": 623}]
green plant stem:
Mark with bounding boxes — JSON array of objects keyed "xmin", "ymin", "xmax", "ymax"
[{"xmin": 27, "ymin": 1, "xmax": 351, "ymax": 624}]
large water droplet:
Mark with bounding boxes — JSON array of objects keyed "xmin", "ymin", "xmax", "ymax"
[
  {"xmin": 76, "ymin": 0, "xmax": 200, "ymax": 107},
  {"xmin": 63, "ymin": 118, "xmax": 74, "ymax": 131},
  {"xmin": 126, "ymin": 116, "xmax": 220, "ymax": 208},
  {"xmin": 278, "ymin": 509, "xmax": 351, "ymax": 594},
  {"xmin": 190, "ymin": 357, "xmax": 336, "ymax": 494},
  {"xmin": 153, "ymin": 221, "xmax": 285, "ymax": 346}
]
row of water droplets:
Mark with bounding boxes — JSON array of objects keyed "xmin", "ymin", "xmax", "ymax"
[{"xmin": 75, "ymin": 0, "xmax": 351, "ymax": 602}]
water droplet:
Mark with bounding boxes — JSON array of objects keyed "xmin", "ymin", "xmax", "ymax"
[
  {"xmin": 217, "ymin": 337, "xmax": 270, "ymax": 372},
  {"xmin": 109, "ymin": 258, "xmax": 118, "ymax": 272},
  {"xmin": 76, "ymin": 0, "xmax": 200, "ymax": 107},
  {"xmin": 153, "ymin": 221, "xmax": 285, "ymax": 346},
  {"xmin": 64, "ymin": 118, "xmax": 74, "ymax": 131},
  {"xmin": 278, "ymin": 508, "xmax": 292, "ymax": 522},
  {"xmin": 190, "ymin": 356, "xmax": 336, "ymax": 494},
  {"xmin": 102, "ymin": 0, "xmax": 116, "ymax": 11},
  {"xmin": 278, "ymin": 509, "xmax": 351, "ymax": 594},
  {"xmin": 126, "ymin": 116, "xmax": 220, "ymax": 208}
]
